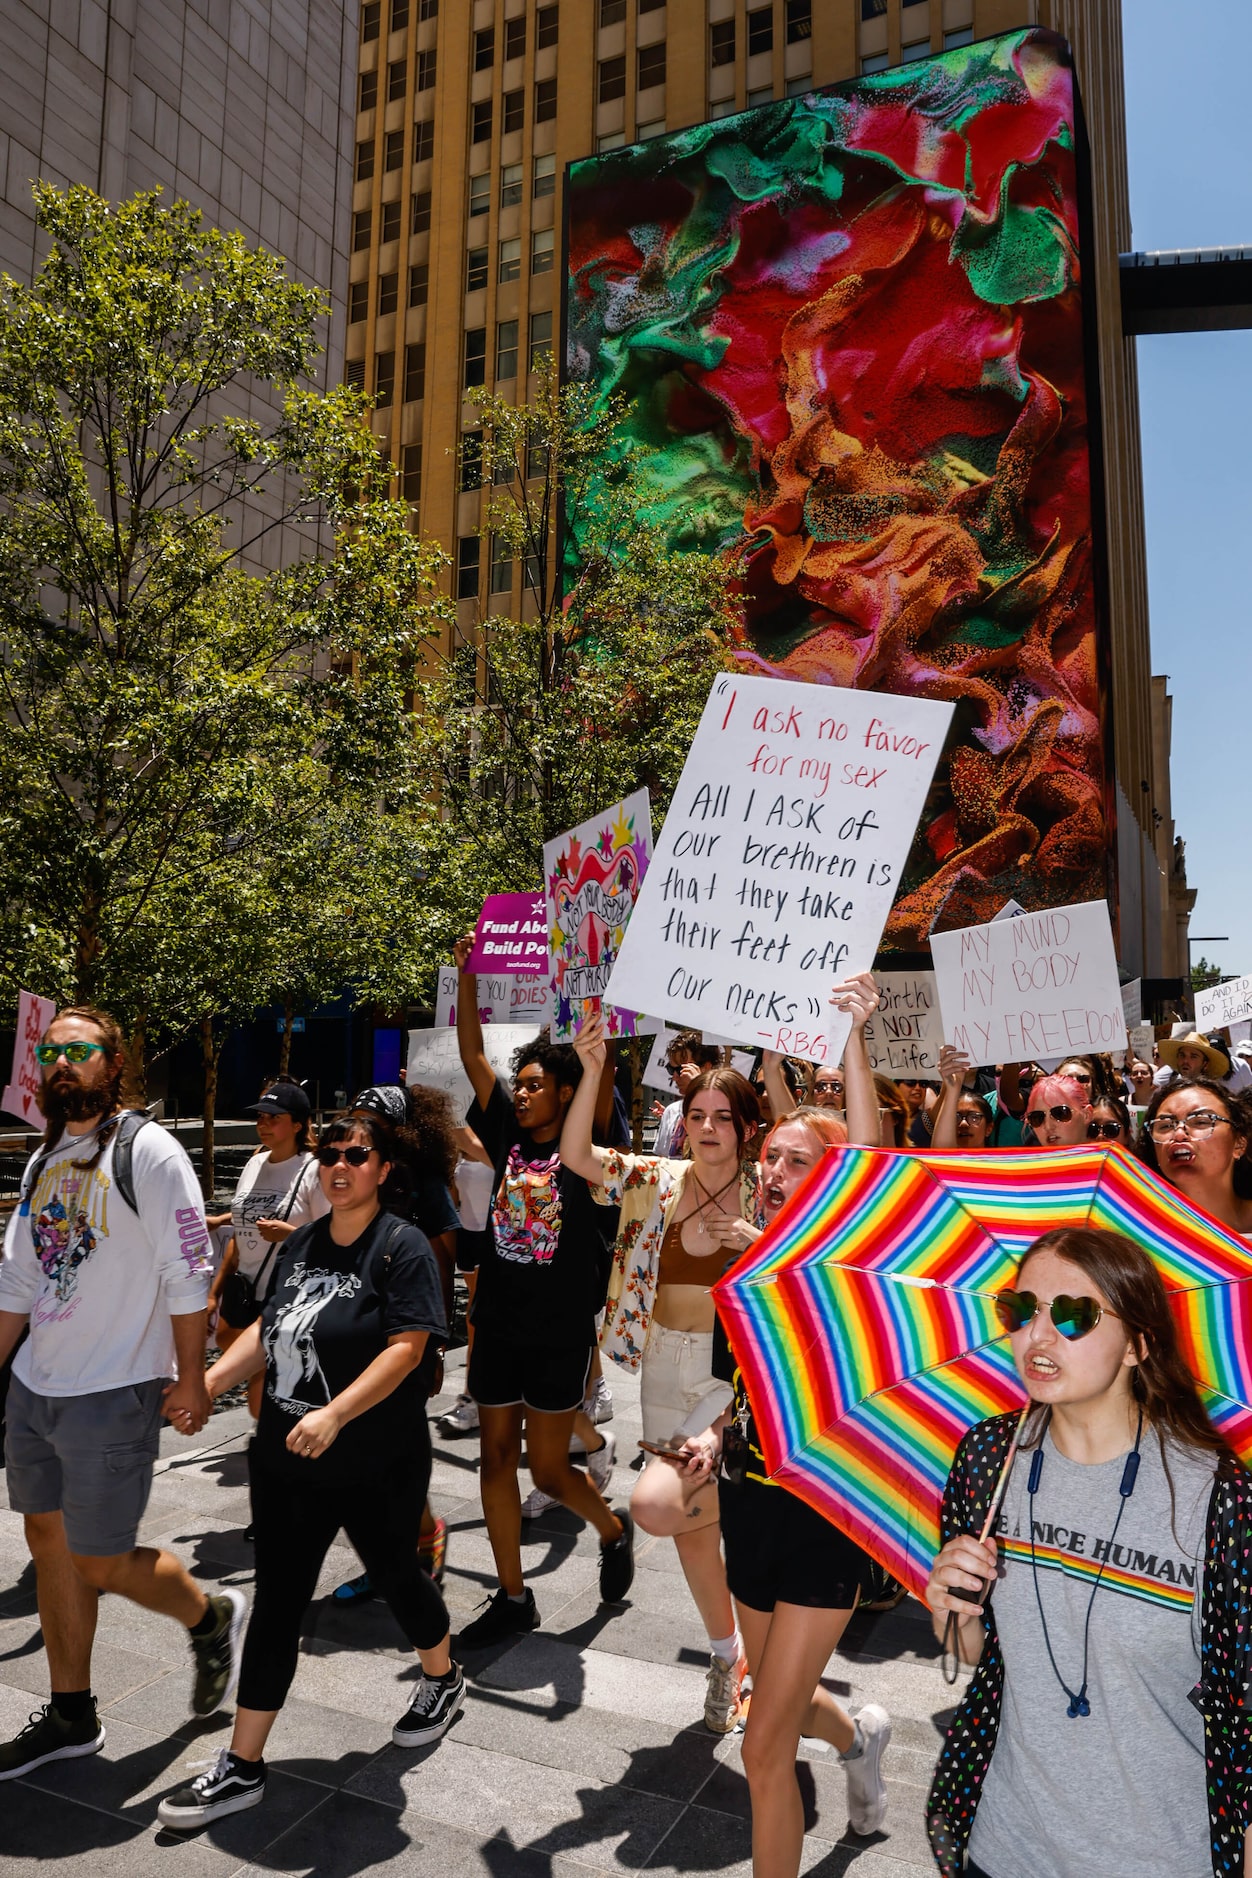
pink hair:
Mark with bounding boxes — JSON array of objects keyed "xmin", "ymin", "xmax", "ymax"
[{"xmin": 1031, "ymin": 1074, "xmax": 1091, "ymax": 1110}]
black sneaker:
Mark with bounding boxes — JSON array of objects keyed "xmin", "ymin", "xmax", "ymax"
[
  {"xmin": 599, "ymin": 1507, "xmax": 635, "ymax": 1604},
  {"xmin": 157, "ymin": 1748, "xmax": 266, "ymax": 1830},
  {"xmin": 189, "ymin": 1588, "xmax": 247, "ymax": 1717},
  {"xmin": 455, "ymin": 1587, "xmax": 539, "ymax": 1651},
  {"xmin": 0, "ymin": 1702, "xmax": 104, "ymax": 1781},
  {"xmin": 391, "ymin": 1663, "xmax": 466, "ymax": 1747}
]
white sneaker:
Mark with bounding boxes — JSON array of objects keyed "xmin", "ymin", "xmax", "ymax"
[
  {"xmin": 703, "ymin": 1651, "xmax": 747, "ymax": 1734},
  {"xmin": 438, "ymin": 1393, "xmax": 479, "ymax": 1435},
  {"xmin": 844, "ymin": 1703, "xmax": 892, "ymax": 1836},
  {"xmin": 584, "ymin": 1376, "xmax": 614, "ymax": 1424},
  {"xmin": 587, "ymin": 1430, "xmax": 616, "ymax": 1494},
  {"xmin": 520, "ymin": 1483, "xmax": 557, "ymax": 1518}
]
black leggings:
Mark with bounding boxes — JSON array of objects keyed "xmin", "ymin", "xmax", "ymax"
[{"xmin": 238, "ymin": 1446, "xmax": 450, "ymax": 1711}]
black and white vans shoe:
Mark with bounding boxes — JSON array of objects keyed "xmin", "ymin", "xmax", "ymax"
[
  {"xmin": 156, "ymin": 1747, "xmax": 266, "ymax": 1830},
  {"xmin": 391, "ymin": 1663, "xmax": 466, "ymax": 1747}
]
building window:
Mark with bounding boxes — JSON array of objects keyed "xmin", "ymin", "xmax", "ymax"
[
  {"xmin": 533, "ymin": 152, "xmax": 555, "ymax": 197},
  {"xmin": 470, "ymin": 171, "xmax": 490, "ymax": 216},
  {"xmin": 375, "ymin": 350, "xmax": 395, "ymax": 406},
  {"xmin": 414, "ymin": 119, "xmax": 434, "ymax": 162},
  {"xmin": 529, "ymin": 308, "xmax": 552, "ymax": 366},
  {"xmin": 419, "ymin": 0, "xmax": 437, "ymax": 14},
  {"xmin": 346, "ymin": 359, "xmax": 366, "ymax": 390},
  {"xmin": 349, "ymin": 281, "xmax": 369, "ymax": 322},
  {"xmin": 409, "ymin": 262, "xmax": 428, "ymax": 305},
  {"xmin": 384, "ymin": 129, "xmax": 404, "ymax": 169},
  {"xmin": 417, "ymin": 47, "xmax": 435, "ymax": 88},
  {"xmin": 496, "ymin": 318, "xmax": 519, "ymax": 379},
  {"xmin": 472, "ymin": 100, "xmax": 492, "ymax": 143},
  {"xmin": 456, "ymin": 537, "xmax": 480, "ymax": 600},
  {"xmin": 597, "ymin": 130, "xmax": 624, "ymax": 151},
  {"xmin": 387, "ymin": 59, "xmax": 406, "ymax": 100},
  {"xmin": 356, "ymin": 139, "xmax": 375, "ymax": 180},
  {"xmin": 535, "ymin": 77, "xmax": 557, "ymax": 121},
  {"xmin": 460, "ymin": 432, "xmax": 483, "ymax": 491},
  {"xmin": 747, "ymin": 6, "xmax": 773, "ymax": 54},
  {"xmin": 378, "ymin": 270, "xmax": 398, "ymax": 314},
  {"xmin": 501, "ymin": 162, "xmax": 523, "ymax": 207},
  {"xmin": 505, "ymin": 16, "xmax": 525, "ymax": 60},
  {"xmin": 902, "ymin": 38, "xmax": 931, "ymax": 61},
  {"xmin": 537, "ymin": 4, "xmax": 558, "ymax": 47},
  {"xmin": 353, "ymin": 209, "xmax": 372, "ymax": 250},
  {"xmin": 638, "ymin": 42, "xmax": 665, "ymax": 88},
  {"xmin": 944, "ymin": 27, "xmax": 973, "ymax": 48},
  {"xmin": 473, "ymin": 27, "xmax": 494, "ymax": 70},
  {"xmin": 402, "ymin": 443, "xmax": 421, "ymax": 504},
  {"xmin": 531, "ymin": 227, "xmax": 554, "ymax": 274},
  {"xmin": 359, "ymin": 68, "xmax": 378, "ymax": 110},
  {"xmin": 861, "ymin": 0, "xmax": 887, "ymax": 14},
  {"xmin": 598, "ymin": 56, "xmax": 626, "ymax": 103},
  {"xmin": 411, "ymin": 189, "xmax": 431, "ymax": 232},
  {"xmin": 710, "ymin": 20, "xmax": 735, "ymax": 66},
  {"xmin": 526, "ymin": 440, "xmax": 547, "ymax": 481},
  {"xmin": 490, "ymin": 536, "xmax": 512, "ymax": 593},
  {"xmin": 362, "ymin": 2, "xmax": 380, "ymax": 40},
  {"xmin": 466, "ymin": 246, "xmax": 489, "ymax": 292},
  {"xmin": 785, "ymin": 74, "xmax": 809, "ymax": 95},
  {"xmin": 503, "ymin": 89, "xmax": 524, "ymax": 133},
  {"xmin": 465, "ymin": 327, "xmax": 487, "ymax": 387},
  {"xmin": 498, "ymin": 237, "xmax": 521, "ymax": 282},
  {"xmin": 639, "ymin": 115, "xmax": 665, "ymax": 137},
  {"xmin": 860, "ymin": 51, "xmax": 888, "ymax": 73},
  {"xmin": 786, "ymin": 0, "xmax": 812, "ymax": 42},
  {"xmin": 746, "ymin": 87, "xmax": 772, "ymax": 107},
  {"xmin": 404, "ymin": 342, "xmax": 426, "ymax": 401},
  {"xmin": 381, "ymin": 200, "xmax": 401, "ymax": 242},
  {"xmin": 390, "ymin": 0, "xmax": 408, "ymax": 28},
  {"xmin": 638, "ymin": 0, "xmax": 664, "ymax": 10},
  {"xmin": 599, "ymin": 0, "xmax": 625, "ymax": 22}
]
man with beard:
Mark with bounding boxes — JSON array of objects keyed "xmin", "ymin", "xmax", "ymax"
[{"xmin": 0, "ymin": 1005, "xmax": 246, "ymax": 1780}]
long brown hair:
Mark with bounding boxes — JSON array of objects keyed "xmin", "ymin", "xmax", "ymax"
[
  {"xmin": 682, "ymin": 1066, "xmax": 760, "ymax": 1154},
  {"xmin": 1016, "ymin": 1227, "xmax": 1230, "ymax": 1467},
  {"xmin": 37, "ymin": 1004, "xmax": 132, "ymax": 1152}
]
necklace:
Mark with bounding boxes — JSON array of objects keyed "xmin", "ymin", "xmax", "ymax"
[
  {"xmin": 688, "ymin": 1168, "xmax": 740, "ymax": 1236},
  {"xmin": 1028, "ymin": 1407, "xmax": 1143, "ymax": 1718}
]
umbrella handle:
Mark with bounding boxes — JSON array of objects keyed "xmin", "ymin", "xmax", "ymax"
[{"xmin": 940, "ymin": 1403, "xmax": 1031, "ymax": 1685}]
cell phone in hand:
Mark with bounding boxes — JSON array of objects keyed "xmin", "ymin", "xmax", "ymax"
[{"xmin": 637, "ymin": 1437, "xmax": 687, "ymax": 1458}]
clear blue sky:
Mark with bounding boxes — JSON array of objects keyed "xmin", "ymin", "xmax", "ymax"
[{"xmin": 1122, "ymin": 0, "xmax": 1252, "ymax": 980}]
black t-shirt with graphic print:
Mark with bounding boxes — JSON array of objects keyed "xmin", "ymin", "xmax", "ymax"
[
  {"xmin": 253, "ymin": 1211, "xmax": 446, "ymax": 1485},
  {"xmin": 467, "ymin": 1082, "xmax": 618, "ymax": 1347}
]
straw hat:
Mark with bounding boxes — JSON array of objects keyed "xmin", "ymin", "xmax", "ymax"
[{"xmin": 1157, "ymin": 1032, "xmax": 1226, "ymax": 1076}]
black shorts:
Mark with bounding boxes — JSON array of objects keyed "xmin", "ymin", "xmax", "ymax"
[
  {"xmin": 467, "ymin": 1329, "xmax": 593, "ymax": 1414},
  {"xmin": 719, "ymin": 1472, "xmax": 865, "ymax": 1612}
]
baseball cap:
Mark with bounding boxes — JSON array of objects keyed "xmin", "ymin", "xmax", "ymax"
[
  {"xmin": 245, "ymin": 1081, "xmax": 311, "ymax": 1122},
  {"xmin": 350, "ymin": 1084, "xmax": 409, "ymax": 1123}
]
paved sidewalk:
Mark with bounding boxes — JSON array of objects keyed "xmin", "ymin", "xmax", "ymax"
[{"xmin": 0, "ymin": 1355, "xmax": 958, "ymax": 1875}]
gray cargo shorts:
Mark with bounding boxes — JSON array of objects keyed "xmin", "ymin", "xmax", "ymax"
[{"xmin": 4, "ymin": 1374, "xmax": 167, "ymax": 1557}]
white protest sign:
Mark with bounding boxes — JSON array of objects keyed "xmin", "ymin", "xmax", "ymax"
[
  {"xmin": 1128, "ymin": 1021, "xmax": 1155, "ymax": 1061},
  {"xmin": 1120, "ymin": 979, "xmax": 1143, "ymax": 1028},
  {"xmin": 1, "ymin": 989, "xmax": 56, "ymax": 1125},
  {"xmin": 644, "ymin": 1027, "xmax": 679, "ymax": 1091},
  {"xmin": 863, "ymin": 972, "xmax": 943, "ymax": 1076},
  {"xmin": 434, "ymin": 965, "xmax": 550, "ymax": 1029},
  {"xmin": 1195, "ymin": 974, "xmax": 1252, "ymax": 1032},
  {"xmin": 545, "ymin": 789, "xmax": 653, "ymax": 1040},
  {"xmin": 605, "ymin": 675, "xmax": 953, "ymax": 1059},
  {"xmin": 930, "ymin": 899, "xmax": 1127, "ymax": 1069},
  {"xmin": 406, "ymin": 1024, "xmax": 537, "ymax": 1119}
]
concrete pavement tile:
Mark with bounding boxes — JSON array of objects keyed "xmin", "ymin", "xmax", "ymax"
[
  {"xmin": 0, "ymin": 1781, "xmax": 237, "ymax": 1876},
  {"xmin": 544, "ymin": 1585, "xmax": 720, "ymax": 1674},
  {"xmin": 474, "ymin": 1636, "xmax": 711, "ymax": 1732},
  {"xmin": 695, "ymin": 1741, "xmax": 932, "ymax": 1864},
  {"xmin": 449, "ymin": 1681, "xmax": 722, "ymax": 1800},
  {"xmin": 0, "ymin": 1625, "xmax": 167, "ymax": 1708},
  {"xmin": 344, "ymin": 1735, "xmax": 683, "ymax": 1868}
]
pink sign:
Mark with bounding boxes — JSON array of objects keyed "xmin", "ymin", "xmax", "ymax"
[
  {"xmin": 466, "ymin": 894, "xmax": 549, "ymax": 976},
  {"xmin": 2, "ymin": 990, "xmax": 57, "ymax": 1126}
]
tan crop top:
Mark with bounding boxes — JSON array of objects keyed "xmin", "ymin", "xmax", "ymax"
[{"xmin": 657, "ymin": 1214, "xmax": 724, "ymax": 1289}]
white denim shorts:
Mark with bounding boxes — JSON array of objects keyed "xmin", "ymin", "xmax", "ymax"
[{"xmin": 640, "ymin": 1324, "xmax": 732, "ymax": 1446}]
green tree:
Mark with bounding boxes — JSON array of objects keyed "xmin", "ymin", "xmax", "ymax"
[
  {"xmin": 1191, "ymin": 956, "xmax": 1224, "ymax": 995},
  {"xmin": 0, "ymin": 185, "xmax": 449, "ymax": 1046},
  {"xmin": 410, "ymin": 360, "xmax": 737, "ymax": 988}
]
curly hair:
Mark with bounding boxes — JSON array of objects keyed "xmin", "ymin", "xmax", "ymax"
[
  {"xmin": 398, "ymin": 1083, "xmax": 458, "ymax": 1185},
  {"xmin": 510, "ymin": 1034, "xmax": 583, "ymax": 1093},
  {"xmin": 1135, "ymin": 1075, "xmax": 1252, "ymax": 1199}
]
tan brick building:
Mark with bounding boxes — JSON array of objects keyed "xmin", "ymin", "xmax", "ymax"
[{"xmin": 348, "ymin": 0, "xmax": 1185, "ymax": 977}]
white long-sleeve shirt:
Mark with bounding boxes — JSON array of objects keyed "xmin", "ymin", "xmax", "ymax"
[{"xmin": 0, "ymin": 1120, "xmax": 212, "ymax": 1397}]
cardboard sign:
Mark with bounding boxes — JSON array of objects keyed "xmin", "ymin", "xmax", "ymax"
[
  {"xmin": 466, "ymin": 893, "xmax": 549, "ymax": 976},
  {"xmin": 1128, "ymin": 1021, "xmax": 1156, "ymax": 1062},
  {"xmin": 930, "ymin": 900, "xmax": 1127, "ymax": 1069},
  {"xmin": 1120, "ymin": 979, "xmax": 1143, "ymax": 1028},
  {"xmin": 605, "ymin": 675, "xmax": 953, "ymax": 1059},
  {"xmin": 406, "ymin": 1024, "xmax": 539, "ymax": 1119},
  {"xmin": 1195, "ymin": 974, "xmax": 1252, "ymax": 1033},
  {"xmin": 434, "ymin": 966, "xmax": 552, "ymax": 1029},
  {"xmin": 863, "ymin": 972, "xmax": 943, "ymax": 1076},
  {"xmin": 545, "ymin": 789, "xmax": 653, "ymax": 1040},
  {"xmin": 1, "ymin": 990, "xmax": 56, "ymax": 1126}
]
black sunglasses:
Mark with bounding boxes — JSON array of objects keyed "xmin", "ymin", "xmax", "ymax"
[
  {"xmin": 1087, "ymin": 1120, "xmax": 1124, "ymax": 1140},
  {"xmin": 994, "ymin": 1290, "xmax": 1105, "ymax": 1341},
  {"xmin": 317, "ymin": 1144, "xmax": 375, "ymax": 1167},
  {"xmin": 1025, "ymin": 1105, "xmax": 1073, "ymax": 1128}
]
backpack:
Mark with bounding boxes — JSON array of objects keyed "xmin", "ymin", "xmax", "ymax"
[{"xmin": 18, "ymin": 1109, "xmax": 158, "ymax": 1217}]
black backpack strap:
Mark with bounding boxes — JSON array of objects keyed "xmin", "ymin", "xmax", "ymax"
[{"xmin": 112, "ymin": 1110, "xmax": 157, "ymax": 1214}]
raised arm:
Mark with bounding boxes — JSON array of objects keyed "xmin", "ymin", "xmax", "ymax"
[
  {"xmin": 832, "ymin": 972, "xmax": 881, "ymax": 1148},
  {"xmin": 929, "ymin": 1045, "xmax": 972, "ymax": 1148},
  {"xmin": 559, "ymin": 1008, "xmax": 612, "ymax": 1183},
  {"xmin": 594, "ymin": 1035, "xmax": 619, "ymax": 1138},
  {"xmin": 761, "ymin": 1049, "xmax": 796, "ymax": 1123},
  {"xmin": 453, "ymin": 932, "xmax": 497, "ymax": 1112}
]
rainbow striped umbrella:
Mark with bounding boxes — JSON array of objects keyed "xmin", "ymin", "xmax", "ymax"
[{"xmin": 712, "ymin": 1145, "xmax": 1252, "ymax": 1603}]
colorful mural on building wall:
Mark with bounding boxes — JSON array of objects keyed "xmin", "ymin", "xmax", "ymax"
[{"xmin": 565, "ymin": 28, "xmax": 1110, "ymax": 952}]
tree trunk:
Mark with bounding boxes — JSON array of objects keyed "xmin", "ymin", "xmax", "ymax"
[
  {"xmin": 126, "ymin": 1011, "xmax": 148, "ymax": 1104},
  {"xmin": 628, "ymin": 1037, "xmax": 644, "ymax": 1152},
  {"xmin": 278, "ymin": 997, "xmax": 295, "ymax": 1077},
  {"xmin": 199, "ymin": 1014, "xmax": 218, "ymax": 1203}
]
